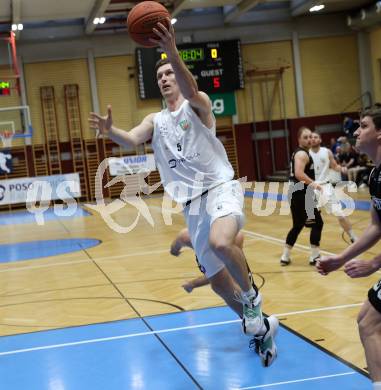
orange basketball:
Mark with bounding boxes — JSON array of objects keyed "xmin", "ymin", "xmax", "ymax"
[{"xmin": 127, "ymin": 1, "xmax": 171, "ymax": 47}]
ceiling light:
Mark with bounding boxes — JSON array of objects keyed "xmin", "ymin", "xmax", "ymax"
[
  {"xmin": 93, "ymin": 17, "xmax": 99, "ymax": 24},
  {"xmin": 99, "ymin": 17, "xmax": 106, "ymax": 24},
  {"xmin": 11, "ymin": 23, "xmax": 23, "ymax": 31},
  {"xmin": 309, "ymin": 4, "xmax": 325, "ymax": 12},
  {"xmin": 171, "ymin": 18, "xmax": 177, "ymax": 25}
]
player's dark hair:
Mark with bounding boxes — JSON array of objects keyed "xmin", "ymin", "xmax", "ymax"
[
  {"xmin": 155, "ymin": 57, "xmax": 170, "ymax": 73},
  {"xmin": 361, "ymin": 106, "xmax": 381, "ymax": 130}
]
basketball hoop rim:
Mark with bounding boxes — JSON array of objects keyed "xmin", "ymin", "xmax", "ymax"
[{"xmin": 0, "ymin": 131, "xmax": 14, "ymax": 148}]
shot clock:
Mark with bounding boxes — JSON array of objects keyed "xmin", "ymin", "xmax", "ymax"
[{"xmin": 136, "ymin": 40, "xmax": 244, "ymax": 99}]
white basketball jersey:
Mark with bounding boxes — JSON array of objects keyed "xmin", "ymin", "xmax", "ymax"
[
  {"xmin": 151, "ymin": 100, "xmax": 234, "ymax": 203},
  {"xmin": 310, "ymin": 147, "xmax": 330, "ymax": 183}
]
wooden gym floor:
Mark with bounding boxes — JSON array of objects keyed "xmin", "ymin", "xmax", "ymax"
[{"xmin": 0, "ymin": 182, "xmax": 377, "ymax": 383}]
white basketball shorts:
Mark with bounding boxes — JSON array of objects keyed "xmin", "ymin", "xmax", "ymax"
[{"xmin": 183, "ymin": 180, "xmax": 245, "ymax": 278}]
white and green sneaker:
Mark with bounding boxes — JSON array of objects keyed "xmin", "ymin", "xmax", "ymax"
[
  {"xmin": 257, "ymin": 315, "xmax": 279, "ymax": 367},
  {"xmin": 242, "ymin": 293, "xmax": 264, "ymax": 335}
]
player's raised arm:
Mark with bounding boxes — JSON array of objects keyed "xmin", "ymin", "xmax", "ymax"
[
  {"xmin": 89, "ymin": 106, "xmax": 154, "ymax": 147},
  {"xmin": 151, "ymin": 19, "xmax": 213, "ymax": 120}
]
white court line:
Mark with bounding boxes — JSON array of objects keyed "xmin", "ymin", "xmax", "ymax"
[
  {"xmin": 239, "ymin": 372, "xmax": 356, "ymax": 389},
  {"xmin": 3, "ymin": 318, "xmax": 36, "ymax": 323},
  {"xmin": 0, "ymin": 259, "xmax": 91, "ymax": 273},
  {"xmin": 242, "ymin": 229, "xmax": 336, "ymax": 256},
  {"xmin": 96, "ymin": 248, "xmax": 172, "ymax": 261},
  {"xmin": 0, "ymin": 302, "xmax": 363, "ymax": 357},
  {"xmin": 275, "ymin": 302, "xmax": 363, "ymax": 317},
  {"xmin": 0, "ymin": 319, "xmax": 238, "ymax": 357}
]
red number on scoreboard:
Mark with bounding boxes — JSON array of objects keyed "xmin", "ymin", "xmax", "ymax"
[
  {"xmin": 0, "ymin": 88, "xmax": 10, "ymax": 96},
  {"xmin": 213, "ymin": 77, "xmax": 220, "ymax": 89}
]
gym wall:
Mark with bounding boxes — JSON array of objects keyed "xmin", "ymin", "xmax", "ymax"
[
  {"xmin": 300, "ymin": 35, "xmax": 361, "ymax": 116},
  {"xmin": 23, "ymin": 59, "xmax": 92, "ymax": 144},
  {"xmin": 237, "ymin": 40, "xmax": 298, "ymax": 123}
]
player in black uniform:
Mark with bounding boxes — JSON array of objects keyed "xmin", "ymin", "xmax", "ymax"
[
  {"xmin": 280, "ymin": 126, "xmax": 323, "ymax": 266},
  {"xmin": 317, "ymin": 106, "xmax": 381, "ymax": 388}
]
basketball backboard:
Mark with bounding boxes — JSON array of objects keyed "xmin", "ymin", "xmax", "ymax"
[{"xmin": 0, "ymin": 105, "xmax": 33, "ymax": 147}]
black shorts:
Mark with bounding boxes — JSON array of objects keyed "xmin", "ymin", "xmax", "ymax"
[
  {"xmin": 289, "ymin": 189, "xmax": 322, "ymax": 228},
  {"xmin": 368, "ymin": 278, "xmax": 381, "ymax": 313}
]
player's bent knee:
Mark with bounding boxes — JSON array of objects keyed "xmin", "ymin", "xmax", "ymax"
[{"xmin": 209, "ymin": 238, "xmax": 231, "ymax": 255}]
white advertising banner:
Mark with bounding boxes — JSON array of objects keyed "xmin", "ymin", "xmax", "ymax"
[
  {"xmin": 108, "ymin": 154, "xmax": 156, "ymax": 176},
  {"xmin": 0, "ymin": 173, "xmax": 81, "ymax": 205}
]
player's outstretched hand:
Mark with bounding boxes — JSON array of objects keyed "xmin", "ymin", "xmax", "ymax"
[
  {"xmin": 150, "ymin": 18, "xmax": 176, "ymax": 53},
  {"xmin": 316, "ymin": 255, "xmax": 345, "ymax": 275},
  {"xmin": 89, "ymin": 105, "xmax": 113, "ymax": 138},
  {"xmin": 344, "ymin": 259, "xmax": 378, "ymax": 278}
]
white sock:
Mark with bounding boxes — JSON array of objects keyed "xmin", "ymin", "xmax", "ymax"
[
  {"xmin": 242, "ymin": 287, "xmax": 257, "ymax": 303},
  {"xmin": 310, "ymin": 246, "xmax": 320, "ymax": 259},
  {"xmin": 373, "ymin": 382, "xmax": 381, "ymax": 390},
  {"xmin": 282, "ymin": 246, "xmax": 291, "ymax": 260}
]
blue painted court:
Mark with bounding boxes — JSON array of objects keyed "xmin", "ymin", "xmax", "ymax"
[
  {"xmin": 0, "ymin": 307, "xmax": 370, "ymax": 390},
  {"xmin": 0, "ymin": 238, "xmax": 101, "ymax": 262}
]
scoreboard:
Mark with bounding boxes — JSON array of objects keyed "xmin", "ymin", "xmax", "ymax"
[{"xmin": 136, "ymin": 40, "xmax": 244, "ymax": 99}]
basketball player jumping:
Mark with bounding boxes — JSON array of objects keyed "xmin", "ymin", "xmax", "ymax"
[
  {"xmin": 310, "ymin": 132, "xmax": 357, "ymax": 243},
  {"xmin": 89, "ymin": 19, "xmax": 278, "ymax": 366},
  {"xmin": 317, "ymin": 106, "xmax": 381, "ymax": 389}
]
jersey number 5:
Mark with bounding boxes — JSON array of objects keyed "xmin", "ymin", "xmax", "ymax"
[{"xmin": 177, "ymin": 143, "xmax": 182, "ymax": 151}]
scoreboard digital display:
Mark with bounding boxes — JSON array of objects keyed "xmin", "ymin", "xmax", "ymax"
[
  {"xmin": 0, "ymin": 81, "xmax": 11, "ymax": 96},
  {"xmin": 136, "ymin": 40, "xmax": 244, "ymax": 99}
]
